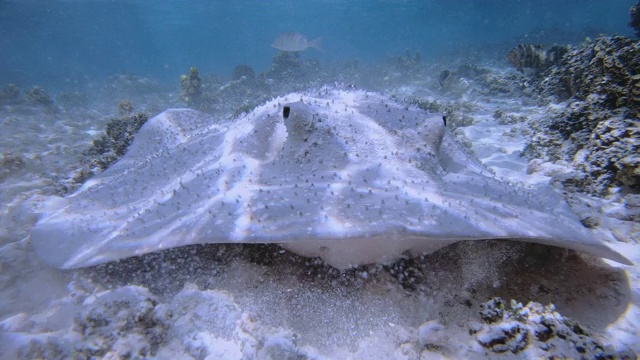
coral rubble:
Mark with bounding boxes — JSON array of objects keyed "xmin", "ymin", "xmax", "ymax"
[{"xmin": 471, "ymin": 298, "xmax": 634, "ymax": 358}]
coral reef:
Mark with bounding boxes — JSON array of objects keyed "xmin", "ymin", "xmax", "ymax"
[
  {"xmin": 470, "ymin": 298, "xmax": 634, "ymax": 358},
  {"xmin": 13, "ymin": 284, "xmax": 318, "ymax": 360},
  {"xmin": 536, "ymin": 36, "xmax": 640, "ymax": 109},
  {"xmin": 523, "ymin": 36, "xmax": 640, "ymax": 195},
  {"xmin": 98, "ymin": 112, "xmax": 149, "ymax": 158},
  {"xmin": 17, "ymin": 340, "xmax": 67, "ymax": 360},
  {"xmin": 0, "ymin": 84, "xmax": 20, "ymax": 105},
  {"xmin": 231, "ymin": 64, "xmax": 256, "ymax": 81},
  {"xmin": 69, "ymin": 112, "xmax": 149, "ymax": 190},
  {"xmin": 180, "ymin": 66, "xmax": 203, "ymax": 107},
  {"xmin": 507, "ymin": 44, "xmax": 568, "ymax": 73},
  {"xmin": 443, "ymin": 64, "xmax": 526, "ymax": 97},
  {"xmin": 72, "ymin": 288, "xmax": 168, "ymax": 358},
  {"xmin": 578, "ymin": 117, "xmax": 640, "ymax": 193},
  {"xmin": 23, "ymin": 86, "xmax": 54, "ymax": 108},
  {"xmin": 263, "ymin": 51, "xmax": 320, "ymax": 84},
  {"xmin": 507, "ymin": 44, "xmax": 547, "ymax": 72},
  {"xmin": 17, "ymin": 286, "xmax": 169, "ymax": 359},
  {"xmin": 631, "ymin": 1, "xmax": 640, "ymax": 37},
  {"xmin": 177, "ymin": 67, "xmax": 268, "ymax": 114},
  {"xmin": 0, "ymin": 151, "xmax": 26, "ymax": 180}
]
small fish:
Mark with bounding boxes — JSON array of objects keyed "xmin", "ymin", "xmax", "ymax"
[
  {"xmin": 545, "ymin": 45, "xmax": 569, "ymax": 64},
  {"xmin": 507, "ymin": 44, "xmax": 546, "ymax": 73},
  {"xmin": 507, "ymin": 44, "xmax": 568, "ymax": 73},
  {"xmin": 438, "ymin": 70, "xmax": 450, "ymax": 88},
  {"xmin": 271, "ymin": 32, "xmax": 322, "ymax": 52}
]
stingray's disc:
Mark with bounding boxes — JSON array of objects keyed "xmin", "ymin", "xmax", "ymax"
[{"xmin": 30, "ymin": 89, "xmax": 632, "ymax": 268}]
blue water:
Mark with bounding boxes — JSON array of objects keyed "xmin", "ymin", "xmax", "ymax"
[{"xmin": 0, "ymin": 0, "xmax": 636, "ymax": 90}]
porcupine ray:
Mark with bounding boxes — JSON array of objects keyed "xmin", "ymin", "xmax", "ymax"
[{"xmin": 30, "ymin": 89, "xmax": 632, "ymax": 269}]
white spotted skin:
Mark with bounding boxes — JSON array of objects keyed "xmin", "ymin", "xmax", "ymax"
[{"xmin": 30, "ymin": 89, "xmax": 632, "ymax": 269}]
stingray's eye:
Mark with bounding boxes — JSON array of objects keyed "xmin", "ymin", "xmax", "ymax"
[
  {"xmin": 442, "ymin": 116, "xmax": 447, "ymax": 127},
  {"xmin": 283, "ymin": 106, "xmax": 291, "ymax": 119}
]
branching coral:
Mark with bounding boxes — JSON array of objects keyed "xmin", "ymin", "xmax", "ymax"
[{"xmin": 180, "ymin": 67, "xmax": 203, "ymax": 107}]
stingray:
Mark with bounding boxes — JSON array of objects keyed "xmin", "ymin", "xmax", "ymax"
[{"xmin": 30, "ymin": 89, "xmax": 632, "ymax": 269}]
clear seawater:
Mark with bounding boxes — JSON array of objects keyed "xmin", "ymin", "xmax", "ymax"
[
  {"xmin": 2, "ymin": 2, "xmax": 640, "ymax": 358},
  {"xmin": 0, "ymin": 0, "xmax": 636, "ymax": 90}
]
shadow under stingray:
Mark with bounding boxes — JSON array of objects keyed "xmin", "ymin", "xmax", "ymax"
[{"xmin": 80, "ymin": 239, "xmax": 631, "ymax": 337}]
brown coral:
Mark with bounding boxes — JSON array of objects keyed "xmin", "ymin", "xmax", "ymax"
[
  {"xmin": 180, "ymin": 67, "xmax": 203, "ymax": 107},
  {"xmin": 538, "ymin": 36, "xmax": 640, "ymax": 110},
  {"xmin": 523, "ymin": 36, "xmax": 640, "ymax": 195},
  {"xmin": 579, "ymin": 118, "xmax": 640, "ymax": 194}
]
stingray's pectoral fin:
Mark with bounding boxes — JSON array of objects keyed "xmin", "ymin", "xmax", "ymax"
[
  {"xmin": 590, "ymin": 235, "xmax": 635, "ymax": 266},
  {"xmin": 522, "ymin": 235, "xmax": 634, "ymax": 266}
]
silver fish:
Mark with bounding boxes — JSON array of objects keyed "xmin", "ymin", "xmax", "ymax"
[{"xmin": 271, "ymin": 32, "xmax": 322, "ymax": 52}]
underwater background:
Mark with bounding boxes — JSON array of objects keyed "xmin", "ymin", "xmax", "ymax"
[
  {"xmin": 2, "ymin": 1, "xmax": 640, "ymax": 359},
  {"xmin": 0, "ymin": 0, "xmax": 637, "ymax": 90}
]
